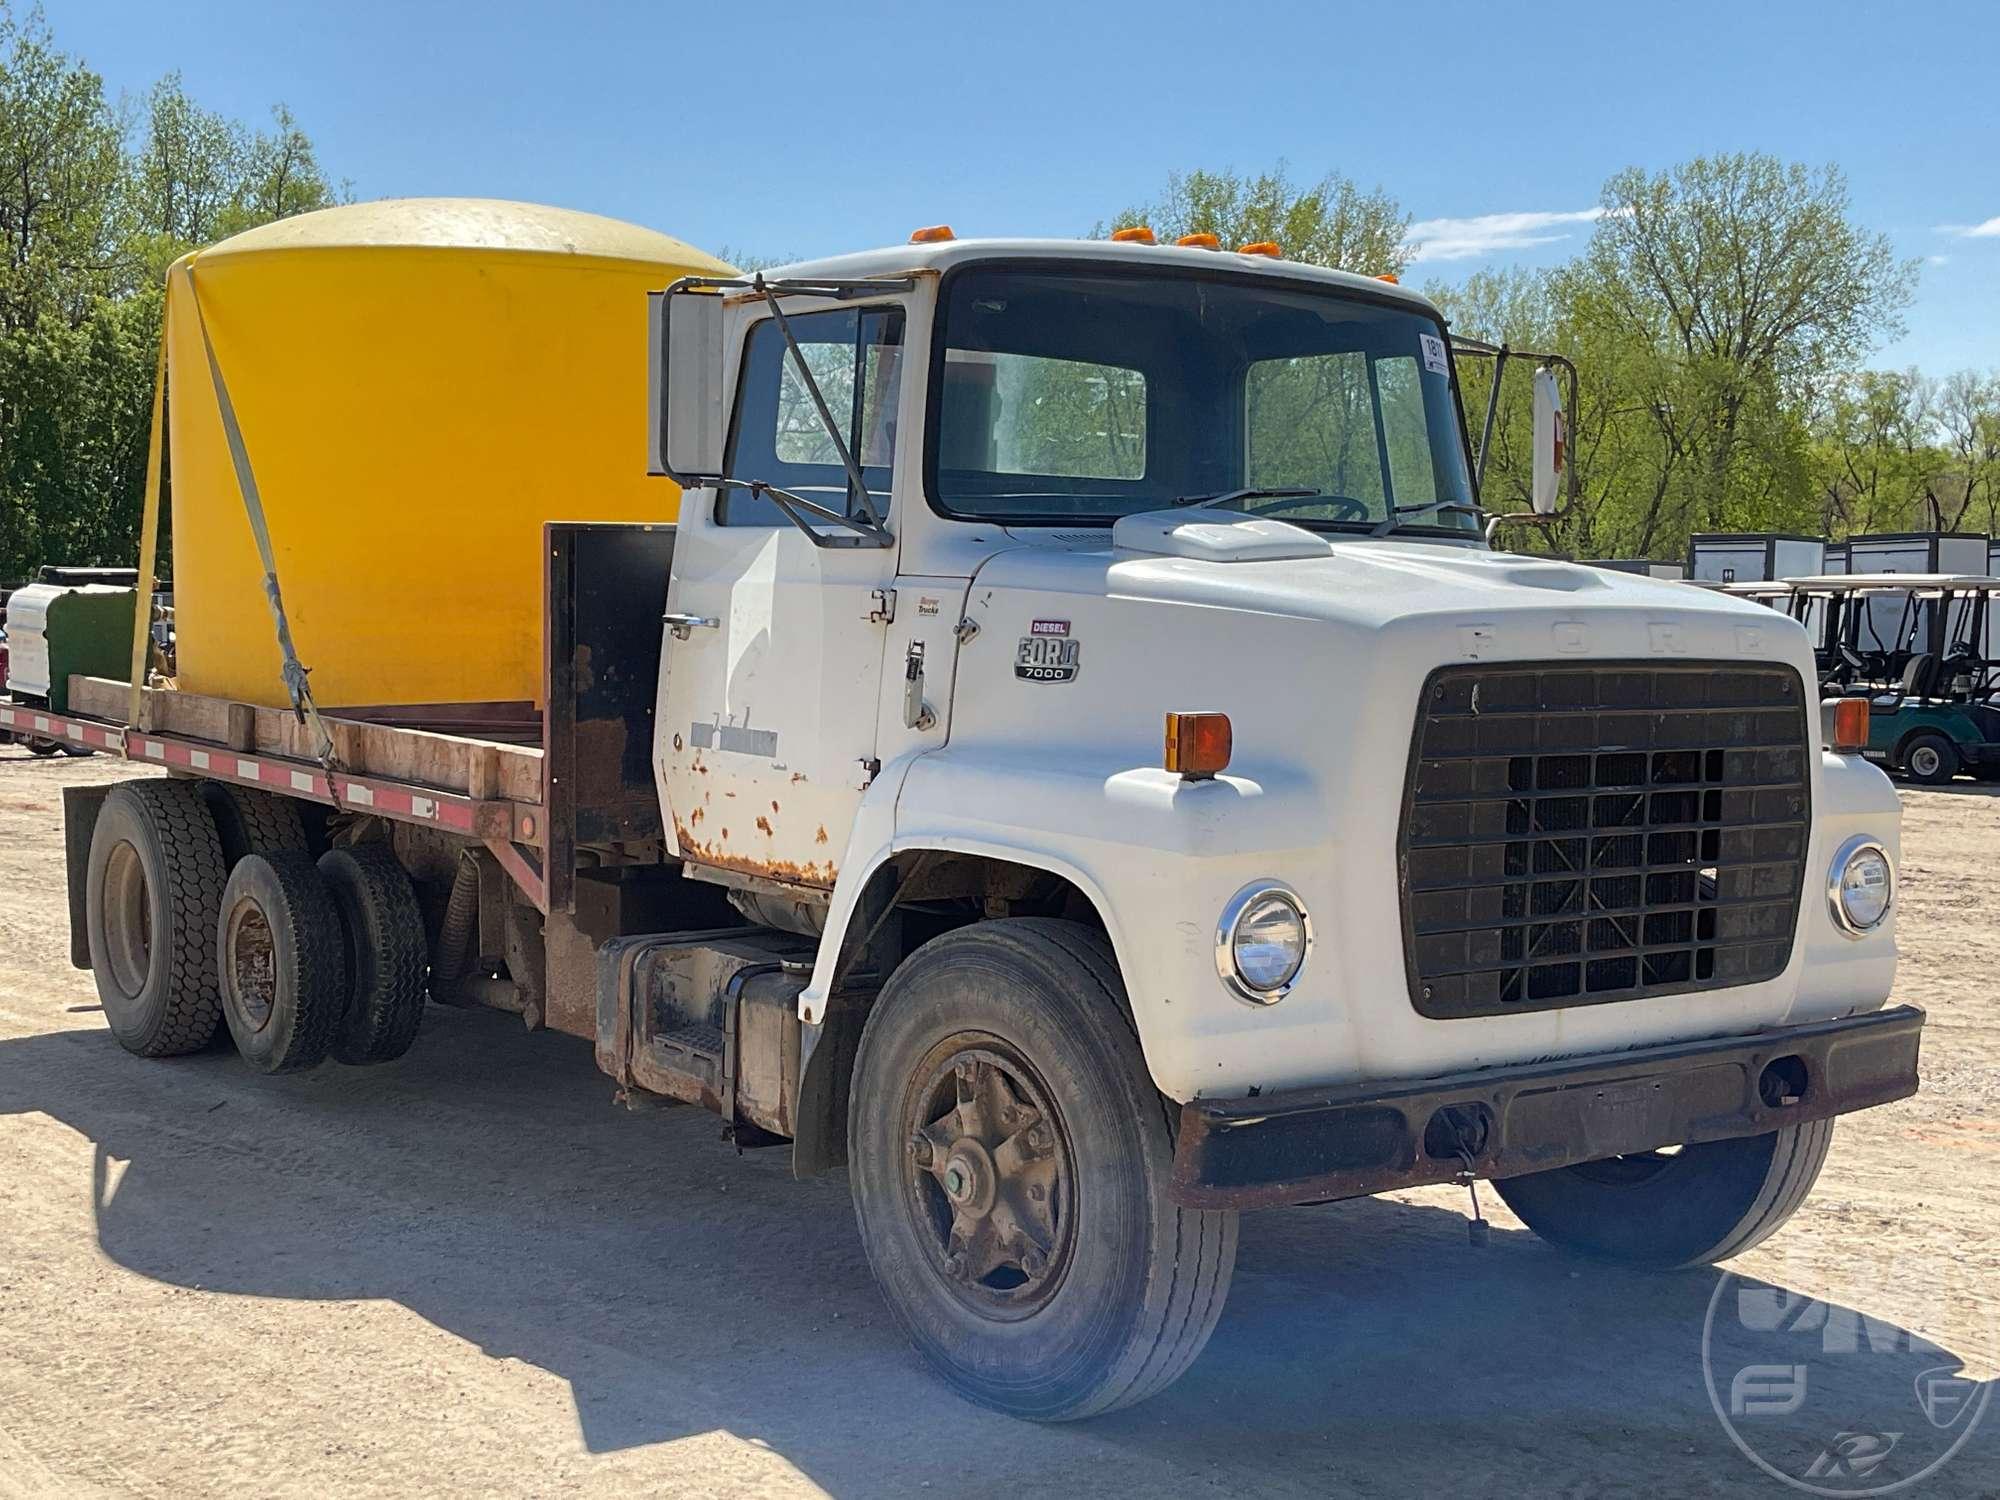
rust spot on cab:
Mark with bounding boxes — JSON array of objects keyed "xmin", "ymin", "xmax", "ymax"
[
  {"xmin": 815, "ymin": 825, "xmax": 829, "ymax": 845},
  {"xmin": 672, "ymin": 813, "xmax": 836, "ymax": 888},
  {"xmin": 690, "ymin": 806, "xmax": 704, "ymax": 825},
  {"xmin": 755, "ymin": 816, "xmax": 773, "ymax": 835},
  {"xmin": 789, "ymin": 772, "xmax": 807, "ymax": 784}
]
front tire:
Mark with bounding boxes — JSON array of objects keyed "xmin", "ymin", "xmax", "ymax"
[
  {"xmin": 848, "ymin": 918, "xmax": 1237, "ymax": 1421},
  {"xmin": 1493, "ymin": 1120, "xmax": 1833, "ymax": 1268}
]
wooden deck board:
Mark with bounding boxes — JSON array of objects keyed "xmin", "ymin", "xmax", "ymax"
[{"xmin": 69, "ymin": 676, "xmax": 544, "ymax": 804}]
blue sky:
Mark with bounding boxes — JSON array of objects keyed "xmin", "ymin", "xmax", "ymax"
[{"xmin": 46, "ymin": 0, "xmax": 2000, "ymax": 373}]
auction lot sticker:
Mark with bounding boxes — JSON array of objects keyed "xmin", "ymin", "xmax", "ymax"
[{"xmin": 1703, "ymin": 1267, "xmax": 1991, "ymax": 1495}]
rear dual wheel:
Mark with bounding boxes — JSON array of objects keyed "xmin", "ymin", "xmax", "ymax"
[
  {"xmin": 319, "ymin": 845, "xmax": 427, "ymax": 1065},
  {"xmin": 88, "ymin": 778, "xmax": 428, "ymax": 1070},
  {"xmin": 213, "ymin": 846, "xmax": 428, "ymax": 1071},
  {"xmin": 217, "ymin": 852, "xmax": 347, "ymax": 1073}
]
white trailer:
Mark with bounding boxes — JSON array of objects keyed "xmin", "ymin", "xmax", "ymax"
[{"xmin": 1686, "ymin": 532, "xmax": 1827, "ymax": 584}]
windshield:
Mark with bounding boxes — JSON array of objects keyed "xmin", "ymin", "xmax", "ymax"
[{"xmin": 927, "ymin": 264, "xmax": 1479, "ymax": 534}]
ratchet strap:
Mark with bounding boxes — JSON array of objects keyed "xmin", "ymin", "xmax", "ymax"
[
  {"xmin": 126, "ymin": 323, "xmax": 169, "ymax": 730},
  {"xmin": 179, "ymin": 263, "xmax": 338, "ymax": 768}
]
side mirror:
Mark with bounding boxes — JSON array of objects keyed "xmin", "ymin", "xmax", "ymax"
[
  {"xmin": 649, "ymin": 287, "xmax": 727, "ymax": 483},
  {"xmin": 1531, "ymin": 364, "xmax": 1567, "ymax": 515}
]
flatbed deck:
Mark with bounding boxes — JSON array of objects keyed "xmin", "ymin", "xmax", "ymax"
[{"xmin": 2, "ymin": 679, "xmax": 549, "ymax": 908}]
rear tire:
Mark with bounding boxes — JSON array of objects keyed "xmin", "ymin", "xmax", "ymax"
[
  {"xmin": 319, "ymin": 844, "xmax": 428, "ymax": 1065},
  {"xmin": 849, "ymin": 918, "xmax": 1237, "ymax": 1421},
  {"xmin": 85, "ymin": 779, "xmax": 230, "ymax": 1057},
  {"xmin": 202, "ymin": 783, "xmax": 307, "ymax": 865},
  {"xmin": 1493, "ymin": 1120, "xmax": 1833, "ymax": 1269},
  {"xmin": 216, "ymin": 851, "xmax": 346, "ymax": 1074},
  {"xmin": 1900, "ymin": 731, "xmax": 1959, "ymax": 785}
]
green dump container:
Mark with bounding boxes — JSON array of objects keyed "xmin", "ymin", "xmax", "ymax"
[{"xmin": 3, "ymin": 583, "xmax": 135, "ymax": 713}]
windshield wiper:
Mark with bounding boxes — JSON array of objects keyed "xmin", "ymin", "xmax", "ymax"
[
  {"xmin": 1369, "ymin": 499, "xmax": 1488, "ymax": 537},
  {"xmin": 1171, "ymin": 486, "xmax": 1316, "ymax": 509}
]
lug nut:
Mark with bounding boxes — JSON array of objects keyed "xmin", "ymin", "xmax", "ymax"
[
  {"xmin": 1020, "ymin": 1247, "xmax": 1048, "ymax": 1277},
  {"xmin": 944, "ymin": 1251, "xmax": 967, "ymax": 1280}
]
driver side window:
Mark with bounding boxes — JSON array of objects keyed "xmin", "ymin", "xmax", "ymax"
[{"xmin": 718, "ymin": 306, "xmax": 905, "ymax": 526}]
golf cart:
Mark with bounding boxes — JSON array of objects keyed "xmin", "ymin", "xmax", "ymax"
[{"xmin": 1786, "ymin": 573, "xmax": 2000, "ymax": 784}]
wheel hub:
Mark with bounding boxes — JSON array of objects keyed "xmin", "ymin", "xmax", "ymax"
[
  {"xmin": 227, "ymin": 905, "xmax": 279, "ymax": 1031},
  {"xmin": 904, "ymin": 1043, "xmax": 1071, "ymax": 1316}
]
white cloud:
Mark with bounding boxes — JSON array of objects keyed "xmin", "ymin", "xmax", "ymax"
[
  {"xmin": 1927, "ymin": 253, "xmax": 1952, "ymax": 266},
  {"xmin": 1937, "ymin": 216, "xmax": 2000, "ymax": 238},
  {"xmin": 1404, "ymin": 207, "xmax": 1606, "ymax": 263}
]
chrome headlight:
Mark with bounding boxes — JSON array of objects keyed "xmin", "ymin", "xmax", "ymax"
[
  {"xmin": 1217, "ymin": 882, "xmax": 1311, "ymax": 1004},
  {"xmin": 1828, "ymin": 836, "xmax": 1893, "ymax": 936}
]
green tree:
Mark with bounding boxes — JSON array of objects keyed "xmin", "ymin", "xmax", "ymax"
[
  {"xmin": 1109, "ymin": 163, "xmax": 1411, "ymax": 276},
  {"xmin": 1555, "ymin": 154, "xmax": 1913, "ymax": 546},
  {"xmin": 0, "ymin": 2, "xmax": 343, "ymax": 581},
  {"xmin": 1438, "ymin": 154, "xmax": 1917, "ymax": 562}
]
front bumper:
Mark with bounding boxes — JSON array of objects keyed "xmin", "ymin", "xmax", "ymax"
[{"xmin": 1171, "ymin": 1004, "xmax": 1923, "ymax": 1210}]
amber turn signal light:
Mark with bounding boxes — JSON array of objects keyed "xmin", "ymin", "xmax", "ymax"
[
  {"xmin": 1165, "ymin": 712, "xmax": 1233, "ymax": 780},
  {"xmin": 1111, "ymin": 225, "xmax": 1156, "ymax": 245},
  {"xmin": 1828, "ymin": 697, "xmax": 1869, "ymax": 755},
  {"xmin": 1175, "ymin": 232, "xmax": 1221, "ymax": 249},
  {"xmin": 1237, "ymin": 241, "xmax": 1281, "ymax": 258},
  {"xmin": 908, "ymin": 224, "xmax": 956, "ymax": 244}
]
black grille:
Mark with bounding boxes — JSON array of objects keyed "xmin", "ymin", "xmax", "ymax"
[{"xmin": 1400, "ymin": 663, "xmax": 1810, "ymax": 1019}]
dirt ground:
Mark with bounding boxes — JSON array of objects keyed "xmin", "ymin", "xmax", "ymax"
[{"xmin": 0, "ymin": 747, "xmax": 1994, "ymax": 1499}]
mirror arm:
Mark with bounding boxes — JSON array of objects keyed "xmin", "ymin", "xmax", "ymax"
[
  {"xmin": 752, "ymin": 273, "xmax": 889, "ymax": 533},
  {"xmin": 715, "ymin": 478, "xmax": 894, "ymax": 550},
  {"xmin": 1475, "ymin": 343, "xmax": 1509, "ymax": 490}
]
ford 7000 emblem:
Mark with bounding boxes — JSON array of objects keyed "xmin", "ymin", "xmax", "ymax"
[{"xmin": 1017, "ymin": 620, "xmax": 1080, "ymax": 683}]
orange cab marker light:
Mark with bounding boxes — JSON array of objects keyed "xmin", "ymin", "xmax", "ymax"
[
  {"xmin": 908, "ymin": 224, "xmax": 956, "ymax": 244},
  {"xmin": 1830, "ymin": 697, "xmax": 1869, "ymax": 754},
  {"xmin": 1165, "ymin": 712, "xmax": 1233, "ymax": 780},
  {"xmin": 1238, "ymin": 241, "xmax": 1281, "ymax": 258},
  {"xmin": 1175, "ymin": 233, "xmax": 1221, "ymax": 249},
  {"xmin": 1111, "ymin": 225, "xmax": 1156, "ymax": 245},
  {"xmin": 1377, "ymin": 273, "xmax": 1399, "ymax": 284}
]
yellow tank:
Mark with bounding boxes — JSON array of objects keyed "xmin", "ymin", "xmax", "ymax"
[{"xmin": 165, "ymin": 198, "xmax": 735, "ymax": 711}]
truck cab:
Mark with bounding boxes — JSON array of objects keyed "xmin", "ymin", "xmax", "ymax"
[{"xmin": 637, "ymin": 234, "xmax": 1913, "ymax": 1413}]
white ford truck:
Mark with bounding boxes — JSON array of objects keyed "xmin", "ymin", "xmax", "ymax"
[{"xmin": 47, "ymin": 232, "xmax": 1917, "ymax": 1421}]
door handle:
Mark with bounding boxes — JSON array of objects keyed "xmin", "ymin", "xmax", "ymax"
[{"xmin": 663, "ymin": 612, "xmax": 719, "ymax": 641}]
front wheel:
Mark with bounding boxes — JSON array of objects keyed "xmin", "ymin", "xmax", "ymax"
[
  {"xmin": 848, "ymin": 918, "xmax": 1237, "ymax": 1421},
  {"xmin": 1493, "ymin": 1120, "xmax": 1833, "ymax": 1268}
]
